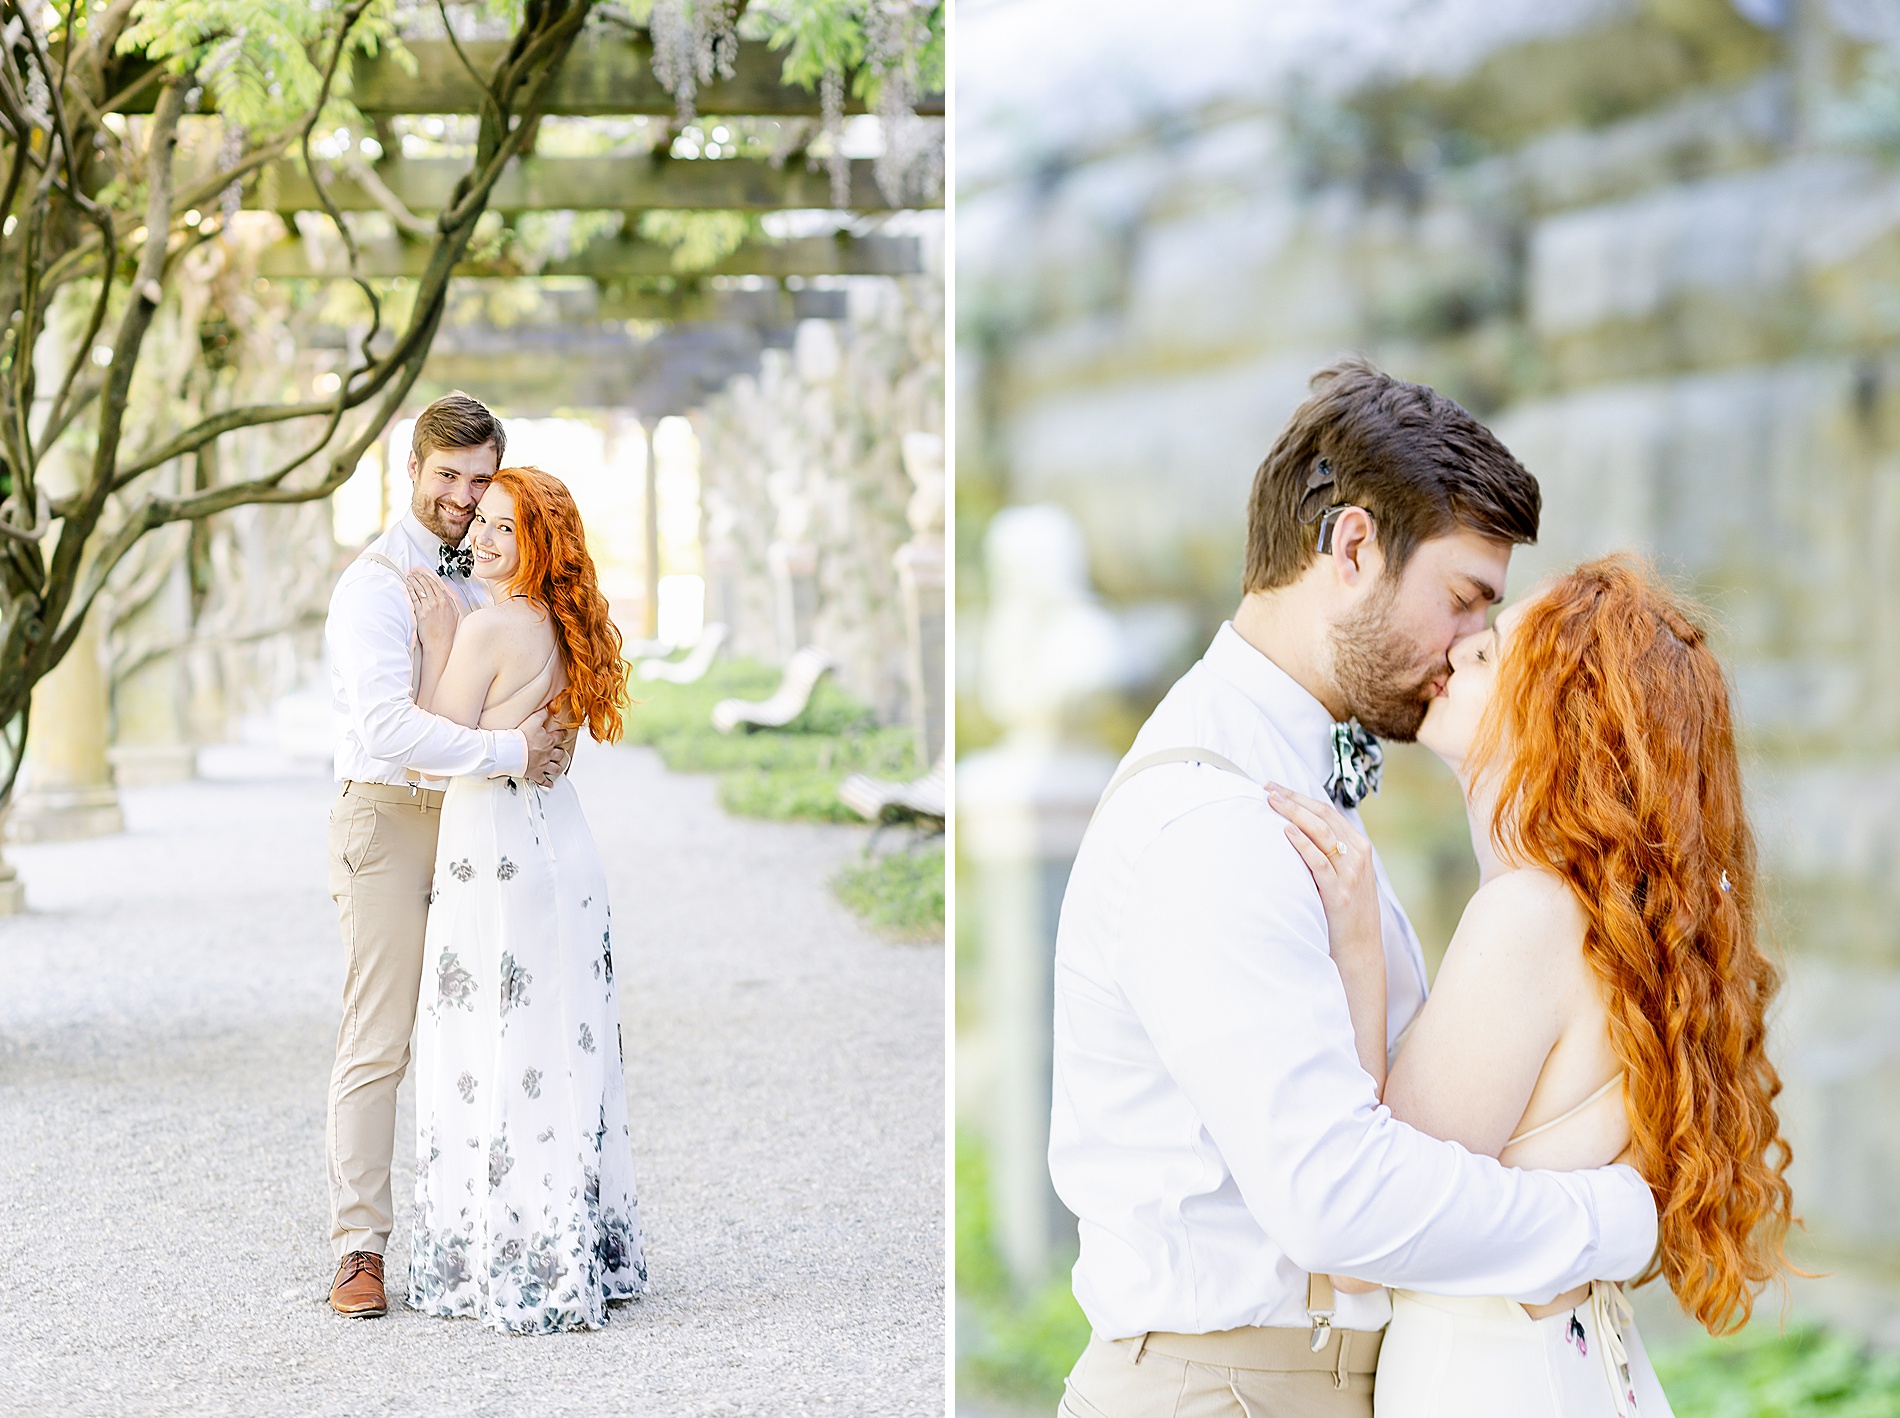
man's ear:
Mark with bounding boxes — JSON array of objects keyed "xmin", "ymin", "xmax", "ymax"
[
  {"xmin": 1329, "ymin": 507, "xmax": 1381, "ymax": 589},
  {"xmin": 407, "ymin": 451, "xmax": 421, "ymax": 482}
]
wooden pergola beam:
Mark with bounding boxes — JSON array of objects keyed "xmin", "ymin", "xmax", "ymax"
[
  {"xmin": 250, "ymin": 156, "xmax": 939, "ymax": 214},
  {"xmin": 358, "ymin": 39, "xmax": 944, "ymax": 118},
  {"xmin": 590, "ymin": 287, "xmax": 847, "ymax": 322},
  {"xmin": 110, "ymin": 38, "xmax": 943, "ymax": 118},
  {"xmin": 254, "ymin": 234, "xmax": 923, "ymax": 280}
]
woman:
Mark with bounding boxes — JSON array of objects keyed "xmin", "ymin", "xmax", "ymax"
[
  {"xmin": 401, "ymin": 465, "xmax": 648, "ymax": 1333},
  {"xmin": 1271, "ymin": 556, "xmax": 1791, "ymax": 1416}
]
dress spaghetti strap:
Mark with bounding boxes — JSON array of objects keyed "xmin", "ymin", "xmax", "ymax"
[{"xmin": 1504, "ymin": 1073, "xmax": 1625, "ymax": 1149}]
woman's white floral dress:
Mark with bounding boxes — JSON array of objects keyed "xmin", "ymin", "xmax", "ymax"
[{"xmin": 408, "ymin": 771, "xmax": 647, "ymax": 1333}]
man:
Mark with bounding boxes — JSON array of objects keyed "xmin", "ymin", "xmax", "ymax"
[
  {"xmin": 1050, "ymin": 360, "xmax": 1659, "ymax": 1415},
  {"xmin": 322, "ymin": 393, "xmax": 566, "ymax": 1317}
]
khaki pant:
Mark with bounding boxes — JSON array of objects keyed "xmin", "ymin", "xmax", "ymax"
[
  {"xmin": 325, "ymin": 783, "xmax": 443, "ymax": 1258},
  {"xmin": 1059, "ymin": 1333, "xmax": 1376, "ymax": 1418}
]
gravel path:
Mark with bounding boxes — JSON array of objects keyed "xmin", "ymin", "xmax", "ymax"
[{"xmin": 0, "ymin": 742, "xmax": 945, "ymax": 1417}]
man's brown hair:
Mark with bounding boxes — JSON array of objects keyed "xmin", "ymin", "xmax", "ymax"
[
  {"xmin": 1244, "ymin": 359, "xmax": 1540, "ymax": 593},
  {"xmin": 411, "ymin": 391, "xmax": 506, "ymax": 466}
]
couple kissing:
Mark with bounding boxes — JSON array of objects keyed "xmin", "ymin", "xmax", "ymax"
[{"xmin": 1052, "ymin": 360, "xmax": 1792, "ymax": 1418}]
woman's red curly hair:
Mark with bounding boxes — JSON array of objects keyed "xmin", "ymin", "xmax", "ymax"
[
  {"xmin": 491, "ymin": 466, "xmax": 628, "ymax": 744},
  {"xmin": 1469, "ymin": 555, "xmax": 1792, "ymax": 1335}
]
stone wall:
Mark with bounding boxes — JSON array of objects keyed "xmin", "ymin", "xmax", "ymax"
[
  {"xmin": 960, "ymin": 0, "xmax": 1900, "ymax": 1337},
  {"xmin": 694, "ymin": 270, "xmax": 945, "ymax": 722}
]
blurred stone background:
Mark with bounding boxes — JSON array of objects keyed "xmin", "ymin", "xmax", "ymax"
[{"xmin": 957, "ymin": 0, "xmax": 1900, "ymax": 1365}]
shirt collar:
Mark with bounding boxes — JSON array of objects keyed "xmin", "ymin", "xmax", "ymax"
[
  {"xmin": 1202, "ymin": 621, "xmax": 1339, "ymax": 789},
  {"xmin": 400, "ymin": 510, "xmax": 452, "ymax": 560}
]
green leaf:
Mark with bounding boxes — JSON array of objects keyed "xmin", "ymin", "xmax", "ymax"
[{"xmin": 635, "ymin": 209, "xmax": 758, "ymax": 272}]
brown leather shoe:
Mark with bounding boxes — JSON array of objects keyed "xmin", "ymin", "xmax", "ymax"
[{"xmin": 329, "ymin": 1250, "xmax": 387, "ymax": 1317}]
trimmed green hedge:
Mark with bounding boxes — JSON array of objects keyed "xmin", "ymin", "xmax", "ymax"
[
  {"xmin": 956, "ymin": 1129, "xmax": 1092, "ymax": 1404},
  {"xmin": 833, "ymin": 846, "xmax": 945, "ymax": 941},
  {"xmin": 1654, "ymin": 1324, "xmax": 1900, "ymax": 1416},
  {"xmin": 624, "ymin": 657, "xmax": 916, "ymax": 822}
]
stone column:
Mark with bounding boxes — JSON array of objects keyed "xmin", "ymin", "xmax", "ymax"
[
  {"xmin": 10, "ymin": 612, "xmax": 125, "ymax": 843},
  {"xmin": 894, "ymin": 432, "xmax": 945, "ymax": 769},
  {"xmin": 959, "ymin": 746, "xmax": 1113, "ymax": 1289},
  {"xmin": 766, "ymin": 467, "xmax": 817, "ymax": 661},
  {"xmin": 0, "ymin": 803, "xmax": 24, "ymax": 913},
  {"xmin": 701, "ymin": 486, "xmax": 743, "ymax": 639},
  {"xmin": 642, "ymin": 440, "xmax": 661, "ymax": 641},
  {"xmin": 957, "ymin": 505, "xmax": 1124, "ymax": 1289},
  {"xmin": 107, "ymin": 556, "xmax": 197, "ymax": 786}
]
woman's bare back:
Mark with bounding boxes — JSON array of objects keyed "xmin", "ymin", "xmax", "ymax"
[
  {"xmin": 1389, "ymin": 866, "xmax": 1631, "ymax": 1316},
  {"xmin": 416, "ymin": 595, "xmax": 568, "ymax": 737},
  {"xmin": 468, "ymin": 598, "xmax": 566, "ymax": 731}
]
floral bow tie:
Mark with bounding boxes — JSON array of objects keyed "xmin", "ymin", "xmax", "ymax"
[
  {"xmin": 1327, "ymin": 718, "xmax": 1383, "ymax": 810},
  {"xmin": 438, "ymin": 544, "xmax": 474, "ymax": 579}
]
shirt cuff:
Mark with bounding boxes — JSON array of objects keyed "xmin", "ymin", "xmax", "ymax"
[
  {"xmin": 495, "ymin": 728, "xmax": 529, "ymax": 779},
  {"xmin": 1583, "ymin": 1163, "xmax": 1660, "ymax": 1282}
]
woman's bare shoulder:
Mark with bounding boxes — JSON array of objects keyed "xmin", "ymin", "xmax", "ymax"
[
  {"xmin": 1447, "ymin": 867, "xmax": 1588, "ymax": 973},
  {"xmin": 1469, "ymin": 865, "xmax": 1585, "ymax": 922},
  {"xmin": 463, "ymin": 599, "xmax": 546, "ymax": 637}
]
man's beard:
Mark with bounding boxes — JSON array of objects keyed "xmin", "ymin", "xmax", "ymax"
[
  {"xmin": 1331, "ymin": 582, "xmax": 1444, "ymax": 742},
  {"xmin": 414, "ymin": 493, "xmax": 472, "ymax": 545}
]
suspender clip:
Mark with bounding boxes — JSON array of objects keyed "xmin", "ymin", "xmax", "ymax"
[
  {"xmin": 1307, "ymin": 1272, "xmax": 1336, "ymax": 1353},
  {"xmin": 1308, "ymin": 1313, "xmax": 1332, "ymax": 1353}
]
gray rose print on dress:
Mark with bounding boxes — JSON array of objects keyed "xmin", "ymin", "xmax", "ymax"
[
  {"xmin": 409, "ymin": 772, "xmax": 646, "ymax": 1335},
  {"xmin": 437, "ymin": 952, "xmax": 476, "ymax": 1010},
  {"xmin": 409, "ymin": 1225, "xmax": 472, "ymax": 1302},
  {"xmin": 598, "ymin": 1208, "xmax": 643, "ymax": 1280},
  {"xmin": 488, "ymin": 1129, "xmax": 515, "ymax": 1190},
  {"xmin": 521, "ymin": 1232, "xmax": 568, "ymax": 1308},
  {"xmin": 498, "ymin": 952, "xmax": 532, "ymax": 1015}
]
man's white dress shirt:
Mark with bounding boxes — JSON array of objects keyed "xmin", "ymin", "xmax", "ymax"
[
  {"xmin": 1049, "ymin": 623, "xmax": 1659, "ymax": 1340},
  {"xmin": 326, "ymin": 511, "xmax": 528, "ymax": 785}
]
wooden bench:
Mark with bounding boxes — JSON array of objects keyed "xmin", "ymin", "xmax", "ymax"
[
  {"xmin": 636, "ymin": 622, "xmax": 729, "ymax": 684},
  {"xmin": 839, "ymin": 758, "xmax": 945, "ymax": 824},
  {"xmin": 711, "ymin": 645, "xmax": 832, "ymax": 733}
]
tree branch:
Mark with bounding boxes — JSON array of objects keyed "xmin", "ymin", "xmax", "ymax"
[
  {"xmin": 295, "ymin": 0, "xmax": 384, "ymax": 373},
  {"xmin": 37, "ymin": 0, "xmax": 602, "ymax": 683},
  {"xmin": 339, "ymin": 150, "xmax": 434, "ymax": 237},
  {"xmin": 436, "ymin": 0, "xmax": 503, "ymax": 139},
  {"xmin": 45, "ymin": 78, "xmax": 185, "ymax": 647}
]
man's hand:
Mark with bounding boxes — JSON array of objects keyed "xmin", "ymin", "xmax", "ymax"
[
  {"xmin": 405, "ymin": 568, "xmax": 460, "ymax": 657},
  {"xmin": 521, "ymin": 709, "xmax": 563, "ymax": 787}
]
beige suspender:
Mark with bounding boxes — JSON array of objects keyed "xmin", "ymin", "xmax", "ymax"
[
  {"xmin": 1092, "ymin": 747, "xmax": 1346, "ymax": 1359},
  {"xmin": 1307, "ymin": 1272, "xmax": 1336, "ymax": 1353},
  {"xmin": 1087, "ymin": 746, "xmax": 1263, "ymax": 830}
]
